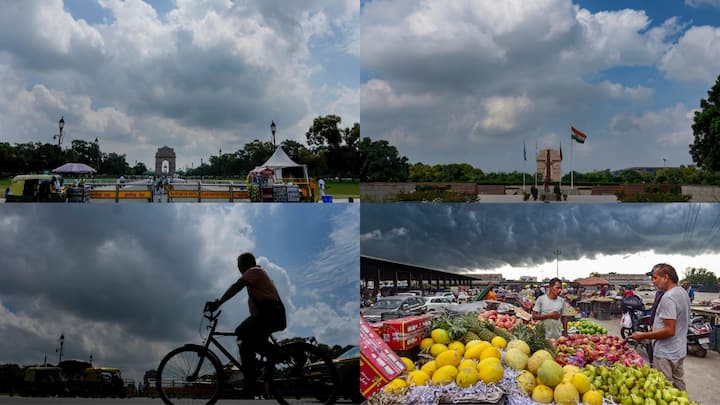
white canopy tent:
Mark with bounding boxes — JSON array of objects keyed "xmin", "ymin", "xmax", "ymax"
[{"xmin": 251, "ymin": 146, "xmax": 309, "ymax": 183}]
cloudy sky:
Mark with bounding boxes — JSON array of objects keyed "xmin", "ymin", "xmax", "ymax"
[
  {"xmin": 0, "ymin": 0, "xmax": 359, "ymax": 170},
  {"xmin": 361, "ymin": 0, "xmax": 720, "ymax": 173},
  {"xmin": 0, "ymin": 204, "xmax": 359, "ymax": 382},
  {"xmin": 361, "ymin": 203, "xmax": 720, "ymax": 282}
]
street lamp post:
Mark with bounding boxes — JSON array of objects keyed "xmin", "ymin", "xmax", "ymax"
[
  {"xmin": 270, "ymin": 121, "xmax": 277, "ymax": 147},
  {"xmin": 553, "ymin": 249, "xmax": 561, "ymax": 278},
  {"xmin": 56, "ymin": 333, "xmax": 65, "ymax": 364},
  {"xmin": 53, "ymin": 116, "xmax": 65, "ymax": 147}
]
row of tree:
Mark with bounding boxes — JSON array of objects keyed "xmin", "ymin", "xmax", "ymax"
[
  {"xmin": 360, "ymin": 74, "xmax": 720, "ymax": 185},
  {"xmin": 1, "ymin": 115, "xmax": 359, "ymax": 179}
]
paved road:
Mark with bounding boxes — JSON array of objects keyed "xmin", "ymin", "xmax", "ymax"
[{"xmin": 592, "ymin": 315, "xmax": 720, "ymax": 405}]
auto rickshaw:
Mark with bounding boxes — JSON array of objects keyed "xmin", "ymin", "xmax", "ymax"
[
  {"xmin": 81, "ymin": 367, "xmax": 126, "ymax": 397},
  {"xmin": 19, "ymin": 366, "xmax": 67, "ymax": 397},
  {"xmin": 5, "ymin": 174, "xmax": 66, "ymax": 202}
]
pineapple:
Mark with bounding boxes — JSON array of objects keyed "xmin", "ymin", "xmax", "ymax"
[
  {"xmin": 493, "ymin": 326, "xmax": 515, "ymax": 342},
  {"xmin": 475, "ymin": 326, "xmax": 497, "ymax": 342},
  {"xmin": 462, "ymin": 331, "xmax": 480, "ymax": 344}
]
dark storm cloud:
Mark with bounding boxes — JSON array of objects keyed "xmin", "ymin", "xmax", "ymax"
[
  {"xmin": 0, "ymin": 205, "xmax": 213, "ymax": 341},
  {"xmin": 360, "ymin": 204, "xmax": 720, "ymax": 273}
]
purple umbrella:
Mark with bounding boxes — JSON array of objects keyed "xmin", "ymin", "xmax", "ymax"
[{"xmin": 52, "ymin": 163, "xmax": 97, "ymax": 175}]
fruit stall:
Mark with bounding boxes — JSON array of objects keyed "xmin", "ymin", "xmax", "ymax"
[{"xmin": 361, "ymin": 306, "xmax": 698, "ymax": 405}]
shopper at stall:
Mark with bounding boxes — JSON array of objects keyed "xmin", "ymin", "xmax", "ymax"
[
  {"xmin": 682, "ymin": 282, "xmax": 695, "ymax": 303},
  {"xmin": 629, "ymin": 263, "xmax": 690, "ymax": 391},
  {"xmin": 532, "ymin": 277, "xmax": 569, "ymax": 339}
]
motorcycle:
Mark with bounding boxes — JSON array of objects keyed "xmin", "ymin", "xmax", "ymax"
[
  {"xmin": 687, "ymin": 313, "xmax": 712, "ymax": 358},
  {"xmin": 620, "ymin": 295, "xmax": 654, "ymax": 363}
]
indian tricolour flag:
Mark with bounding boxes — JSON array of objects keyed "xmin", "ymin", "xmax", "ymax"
[{"xmin": 571, "ymin": 126, "xmax": 587, "ymax": 143}]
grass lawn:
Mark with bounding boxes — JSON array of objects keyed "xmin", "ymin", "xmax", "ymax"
[
  {"xmin": 324, "ymin": 180, "xmax": 359, "ymax": 198},
  {"xmin": 0, "ymin": 178, "xmax": 11, "ymax": 191}
]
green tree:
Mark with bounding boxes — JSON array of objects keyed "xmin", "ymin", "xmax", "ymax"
[
  {"xmin": 690, "ymin": 75, "xmax": 720, "ymax": 171},
  {"xmin": 70, "ymin": 139, "xmax": 101, "ymax": 168},
  {"xmin": 684, "ymin": 267, "xmax": 718, "ymax": 287},
  {"xmin": 101, "ymin": 152, "xmax": 130, "ymax": 175},
  {"xmin": 305, "ymin": 115, "xmax": 343, "ymax": 149},
  {"xmin": 132, "ymin": 162, "xmax": 148, "ymax": 176},
  {"xmin": 359, "ymin": 137, "xmax": 409, "ymax": 182}
]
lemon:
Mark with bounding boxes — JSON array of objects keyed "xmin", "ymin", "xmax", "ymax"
[
  {"xmin": 477, "ymin": 357, "xmax": 501, "ymax": 370},
  {"xmin": 384, "ymin": 378, "xmax": 407, "ymax": 394},
  {"xmin": 491, "ymin": 336, "xmax": 507, "ymax": 349},
  {"xmin": 517, "ymin": 370, "xmax": 536, "ymax": 395},
  {"xmin": 477, "ymin": 361, "xmax": 504, "ymax": 384},
  {"xmin": 464, "ymin": 339, "xmax": 484, "ymax": 349},
  {"xmin": 406, "ymin": 370, "xmax": 431, "ymax": 387},
  {"xmin": 459, "ymin": 359, "xmax": 477, "ymax": 370},
  {"xmin": 399, "ymin": 357, "xmax": 415, "ymax": 372},
  {"xmin": 582, "ymin": 390, "xmax": 603, "ymax": 405},
  {"xmin": 420, "ymin": 337, "xmax": 435, "ymax": 351},
  {"xmin": 531, "ymin": 384, "xmax": 554, "ymax": 404},
  {"xmin": 456, "ymin": 367, "xmax": 480, "ymax": 388},
  {"xmin": 571, "ymin": 372, "xmax": 591, "ymax": 394},
  {"xmin": 448, "ymin": 340, "xmax": 465, "ymax": 356},
  {"xmin": 431, "ymin": 365, "xmax": 459, "ymax": 386},
  {"xmin": 479, "ymin": 346, "xmax": 501, "ymax": 360},
  {"xmin": 430, "ymin": 343, "xmax": 449, "ymax": 357},
  {"xmin": 435, "ymin": 349, "xmax": 461, "ymax": 368},
  {"xmin": 420, "ymin": 360, "xmax": 437, "ymax": 376},
  {"xmin": 430, "ymin": 328, "xmax": 450, "ymax": 344}
]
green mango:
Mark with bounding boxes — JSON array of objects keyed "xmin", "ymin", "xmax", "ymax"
[
  {"xmin": 645, "ymin": 398, "xmax": 657, "ymax": 405},
  {"xmin": 662, "ymin": 389, "xmax": 674, "ymax": 402},
  {"xmin": 631, "ymin": 394, "xmax": 644, "ymax": 405}
]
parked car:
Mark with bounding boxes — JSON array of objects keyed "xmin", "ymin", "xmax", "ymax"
[
  {"xmin": 434, "ymin": 291, "xmax": 457, "ymax": 302},
  {"xmin": 6, "ymin": 174, "xmax": 66, "ymax": 202},
  {"xmin": 362, "ymin": 295, "xmax": 426, "ymax": 323},
  {"xmin": 423, "ymin": 296, "xmax": 455, "ymax": 313},
  {"xmin": 457, "ymin": 291, "xmax": 469, "ymax": 303}
]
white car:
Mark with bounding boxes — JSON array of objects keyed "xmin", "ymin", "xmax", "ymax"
[
  {"xmin": 423, "ymin": 296, "xmax": 455, "ymax": 312},
  {"xmin": 457, "ymin": 292, "xmax": 469, "ymax": 303}
]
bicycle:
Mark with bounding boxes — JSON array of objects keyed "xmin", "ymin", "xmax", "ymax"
[{"xmin": 155, "ymin": 304, "xmax": 339, "ymax": 405}]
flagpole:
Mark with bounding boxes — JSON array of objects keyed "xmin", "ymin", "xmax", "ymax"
[
  {"xmin": 559, "ymin": 140, "xmax": 562, "ymax": 191},
  {"xmin": 523, "ymin": 141, "xmax": 526, "ymax": 191},
  {"xmin": 534, "ymin": 140, "xmax": 538, "ymax": 188},
  {"xmin": 571, "ymin": 131, "xmax": 574, "ymax": 190}
]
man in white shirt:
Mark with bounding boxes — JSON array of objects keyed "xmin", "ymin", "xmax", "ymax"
[
  {"xmin": 532, "ymin": 277, "xmax": 569, "ymax": 339},
  {"xmin": 318, "ymin": 178, "xmax": 326, "ymax": 196}
]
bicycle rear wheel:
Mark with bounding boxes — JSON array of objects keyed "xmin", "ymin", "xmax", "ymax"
[
  {"xmin": 156, "ymin": 345, "xmax": 223, "ymax": 405},
  {"xmin": 265, "ymin": 341, "xmax": 340, "ymax": 405}
]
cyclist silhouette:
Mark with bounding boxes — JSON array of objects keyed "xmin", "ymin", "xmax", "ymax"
[{"xmin": 206, "ymin": 252, "xmax": 287, "ymax": 398}]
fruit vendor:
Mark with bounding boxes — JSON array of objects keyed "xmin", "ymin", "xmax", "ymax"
[
  {"xmin": 629, "ymin": 263, "xmax": 690, "ymax": 391},
  {"xmin": 532, "ymin": 277, "xmax": 569, "ymax": 339}
]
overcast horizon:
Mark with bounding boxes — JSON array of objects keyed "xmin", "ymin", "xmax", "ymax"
[
  {"xmin": 361, "ymin": 203, "xmax": 720, "ymax": 282},
  {"xmin": 0, "ymin": 204, "xmax": 359, "ymax": 383},
  {"xmin": 361, "ymin": 0, "xmax": 720, "ymax": 173},
  {"xmin": 0, "ymin": 0, "xmax": 359, "ymax": 170}
]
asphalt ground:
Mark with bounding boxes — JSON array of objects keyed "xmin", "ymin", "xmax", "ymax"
[{"xmin": 591, "ymin": 315, "xmax": 720, "ymax": 405}]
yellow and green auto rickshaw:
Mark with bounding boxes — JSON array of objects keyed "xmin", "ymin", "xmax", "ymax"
[
  {"xmin": 81, "ymin": 367, "xmax": 126, "ymax": 397},
  {"xmin": 6, "ymin": 174, "xmax": 66, "ymax": 202}
]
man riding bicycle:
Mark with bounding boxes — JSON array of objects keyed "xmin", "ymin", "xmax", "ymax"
[{"xmin": 205, "ymin": 252, "xmax": 287, "ymax": 399}]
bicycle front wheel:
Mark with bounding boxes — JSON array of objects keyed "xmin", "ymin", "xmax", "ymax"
[
  {"xmin": 265, "ymin": 342, "xmax": 340, "ymax": 405},
  {"xmin": 156, "ymin": 345, "xmax": 223, "ymax": 405}
]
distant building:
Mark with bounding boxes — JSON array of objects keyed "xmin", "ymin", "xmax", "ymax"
[
  {"xmin": 599, "ymin": 272, "xmax": 652, "ymax": 286},
  {"xmin": 519, "ymin": 276, "xmax": 537, "ymax": 282}
]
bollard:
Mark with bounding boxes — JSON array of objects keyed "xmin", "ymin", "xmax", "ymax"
[
  {"xmin": 115, "ymin": 184, "xmax": 120, "ymax": 203},
  {"xmin": 198, "ymin": 182, "xmax": 202, "ymax": 203}
]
